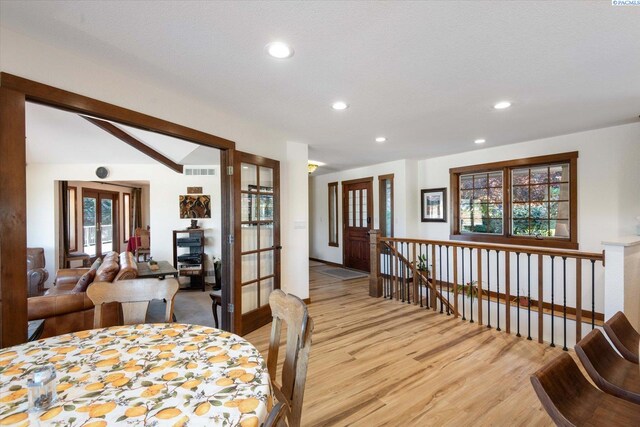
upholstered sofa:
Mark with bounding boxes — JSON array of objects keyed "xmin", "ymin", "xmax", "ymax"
[
  {"xmin": 27, "ymin": 247, "xmax": 49, "ymax": 297},
  {"xmin": 27, "ymin": 251, "xmax": 139, "ymax": 338}
]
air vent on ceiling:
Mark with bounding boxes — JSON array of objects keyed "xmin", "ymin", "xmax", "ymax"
[{"xmin": 184, "ymin": 167, "xmax": 216, "ymax": 176}]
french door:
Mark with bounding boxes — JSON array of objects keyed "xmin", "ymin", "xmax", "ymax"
[
  {"xmin": 342, "ymin": 178, "xmax": 373, "ymax": 271},
  {"xmin": 234, "ymin": 152, "xmax": 281, "ymax": 335},
  {"xmin": 82, "ymin": 190, "xmax": 118, "ymax": 259}
]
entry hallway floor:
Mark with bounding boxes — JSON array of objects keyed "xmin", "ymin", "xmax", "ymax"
[{"xmin": 244, "ymin": 265, "xmax": 568, "ymax": 427}]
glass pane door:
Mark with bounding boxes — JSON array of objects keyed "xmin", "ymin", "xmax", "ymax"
[
  {"xmin": 83, "ymin": 194, "xmax": 98, "ymax": 257},
  {"xmin": 241, "ymin": 163, "xmax": 277, "ymax": 314},
  {"xmin": 235, "ymin": 152, "xmax": 280, "ymax": 335},
  {"xmin": 82, "ymin": 190, "xmax": 118, "ymax": 258},
  {"xmin": 100, "ymin": 197, "xmax": 114, "ymax": 253}
]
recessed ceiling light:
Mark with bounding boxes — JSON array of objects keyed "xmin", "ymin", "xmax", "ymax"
[
  {"xmin": 375, "ymin": 137, "xmax": 387, "ymax": 143},
  {"xmin": 332, "ymin": 101, "xmax": 349, "ymax": 110},
  {"xmin": 493, "ymin": 101, "xmax": 512, "ymax": 110},
  {"xmin": 474, "ymin": 139, "xmax": 486, "ymax": 144},
  {"xmin": 266, "ymin": 42, "xmax": 294, "ymax": 59}
]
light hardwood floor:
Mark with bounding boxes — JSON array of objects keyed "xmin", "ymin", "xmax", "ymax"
[{"xmin": 245, "ymin": 265, "xmax": 565, "ymax": 427}]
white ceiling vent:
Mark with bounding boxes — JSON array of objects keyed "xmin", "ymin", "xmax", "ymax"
[{"xmin": 184, "ymin": 167, "xmax": 216, "ymax": 176}]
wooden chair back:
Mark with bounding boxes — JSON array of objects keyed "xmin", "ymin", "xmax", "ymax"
[
  {"xmin": 604, "ymin": 311, "xmax": 639, "ymax": 364},
  {"xmin": 138, "ymin": 229, "xmax": 150, "ymax": 249},
  {"xmin": 268, "ymin": 289, "xmax": 314, "ymax": 427},
  {"xmin": 575, "ymin": 328, "xmax": 640, "ymax": 404},
  {"xmin": 87, "ymin": 278, "xmax": 178, "ymax": 328},
  {"xmin": 263, "ymin": 402, "xmax": 289, "ymax": 427},
  {"xmin": 530, "ymin": 352, "xmax": 640, "ymax": 426}
]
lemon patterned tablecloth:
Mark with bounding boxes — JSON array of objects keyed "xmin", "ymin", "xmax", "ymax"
[{"xmin": 0, "ymin": 323, "xmax": 271, "ymax": 426}]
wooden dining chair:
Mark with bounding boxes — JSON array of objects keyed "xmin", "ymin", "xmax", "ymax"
[
  {"xmin": 574, "ymin": 328, "xmax": 640, "ymax": 404},
  {"xmin": 267, "ymin": 289, "xmax": 314, "ymax": 427},
  {"xmin": 87, "ymin": 278, "xmax": 179, "ymax": 328},
  {"xmin": 530, "ymin": 352, "xmax": 640, "ymax": 427},
  {"xmin": 604, "ymin": 311, "xmax": 639, "ymax": 364},
  {"xmin": 263, "ymin": 402, "xmax": 289, "ymax": 427},
  {"xmin": 135, "ymin": 228, "xmax": 151, "ymax": 262}
]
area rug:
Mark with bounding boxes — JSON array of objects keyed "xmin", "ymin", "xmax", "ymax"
[{"xmin": 315, "ymin": 266, "xmax": 369, "ymax": 280}]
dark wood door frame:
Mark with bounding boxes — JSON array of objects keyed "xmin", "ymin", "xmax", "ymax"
[
  {"xmin": 342, "ymin": 177, "xmax": 374, "ymax": 271},
  {"xmin": 0, "ymin": 72, "xmax": 237, "ymax": 347}
]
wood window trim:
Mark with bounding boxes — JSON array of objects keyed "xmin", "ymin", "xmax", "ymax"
[
  {"xmin": 450, "ymin": 151, "xmax": 578, "ymax": 250},
  {"xmin": 123, "ymin": 192, "xmax": 131, "ymax": 243},
  {"xmin": 378, "ymin": 174, "xmax": 394, "ymax": 237},
  {"xmin": 328, "ymin": 182, "xmax": 339, "ymax": 247},
  {"xmin": 68, "ymin": 186, "xmax": 78, "ymax": 252}
]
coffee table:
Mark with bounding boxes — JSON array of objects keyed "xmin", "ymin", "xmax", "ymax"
[{"xmin": 136, "ymin": 260, "xmax": 178, "ymax": 279}]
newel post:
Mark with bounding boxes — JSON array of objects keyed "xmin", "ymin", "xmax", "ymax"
[
  {"xmin": 369, "ymin": 229, "xmax": 382, "ymax": 297},
  {"xmin": 603, "ymin": 237, "xmax": 640, "ymax": 331}
]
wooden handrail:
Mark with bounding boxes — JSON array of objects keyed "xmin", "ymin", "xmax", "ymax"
[
  {"xmin": 379, "ymin": 237, "xmax": 604, "ymax": 262},
  {"xmin": 373, "ymin": 231, "xmax": 606, "ymax": 349},
  {"xmin": 381, "ymin": 241, "xmax": 457, "ymax": 315}
]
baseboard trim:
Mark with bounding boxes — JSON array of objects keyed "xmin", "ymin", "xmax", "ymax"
[{"xmin": 309, "ymin": 257, "xmax": 343, "ymax": 268}]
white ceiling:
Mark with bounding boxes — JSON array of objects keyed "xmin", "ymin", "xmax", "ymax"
[
  {"xmin": 26, "ymin": 102, "xmax": 220, "ymax": 165},
  {"xmin": 4, "ymin": 1, "xmax": 640, "ymax": 173}
]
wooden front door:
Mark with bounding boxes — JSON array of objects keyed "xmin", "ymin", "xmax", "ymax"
[
  {"xmin": 233, "ymin": 151, "xmax": 281, "ymax": 335},
  {"xmin": 342, "ymin": 178, "xmax": 373, "ymax": 271}
]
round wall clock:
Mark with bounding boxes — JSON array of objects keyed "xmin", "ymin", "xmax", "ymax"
[{"xmin": 96, "ymin": 166, "xmax": 109, "ymax": 179}]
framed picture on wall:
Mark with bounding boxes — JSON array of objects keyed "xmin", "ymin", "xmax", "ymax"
[
  {"xmin": 179, "ymin": 195, "xmax": 211, "ymax": 218},
  {"xmin": 421, "ymin": 188, "xmax": 447, "ymax": 222}
]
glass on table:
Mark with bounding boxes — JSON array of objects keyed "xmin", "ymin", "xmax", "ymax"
[{"xmin": 27, "ymin": 364, "xmax": 57, "ymax": 412}]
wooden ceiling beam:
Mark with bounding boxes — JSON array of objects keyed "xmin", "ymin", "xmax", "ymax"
[{"xmin": 82, "ymin": 115, "xmax": 184, "ymax": 174}]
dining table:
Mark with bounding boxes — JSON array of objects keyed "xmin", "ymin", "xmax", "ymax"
[{"xmin": 0, "ymin": 323, "xmax": 272, "ymax": 426}]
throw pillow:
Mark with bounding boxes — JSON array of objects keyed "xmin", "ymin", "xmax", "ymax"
[
  {"xmin": 95, "ymin": 260, "xmax": 119, "ymax": 282},
  {"xmin": 103, "ymin": 252, "xmax": 119, "ymax": 263},
  {"xmin": 72, "ymin": 268, "xmax": 96, "ymax": 293},
  {"xmin": 89, "ymin": 257, "xmax": 103, "ymax": 272}
]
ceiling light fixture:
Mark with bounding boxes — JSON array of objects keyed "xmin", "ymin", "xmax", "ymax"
[
  {"xmin": 308, "ymin": 163, "xmax": 319, "ymax": 174},
  {"xmin": 474, "ymin": 139, "xmax": 486, "ymax": 144},
  {"xmin": 375, "ymin": 137, "xmax": 387, "ymax": 143},
  {"xmin": 266, "ymin": 42, "xmax": 294, "ymax": 59},
  {"xmin": 493, "ymin": 101, "xmax": 512, "ymax": 110},
  {"xmin": 332, "ymin": 101, "xmax": 348, "ymax": 110}
]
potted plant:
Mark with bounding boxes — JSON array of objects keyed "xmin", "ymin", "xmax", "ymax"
[
  {"xmin": 415, "ymin": 255, "xmax": 431, "ymax": 278},
  {"xmin": 457, "ymin": 281, "xmax": 478, "ymax": 298}
]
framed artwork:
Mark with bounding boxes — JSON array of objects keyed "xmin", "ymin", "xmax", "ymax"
[
  {"xmin": 421, "ymin": 188, "xmax": 447, "ymax": 222},
  {"xmin": 179, "ymin": 195, "xmax": 211, "ymax": 218}
]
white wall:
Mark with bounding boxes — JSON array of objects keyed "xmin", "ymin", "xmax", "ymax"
[
  {"xmin": 417, "ymin": 122, "xmax": 640, "ymax": 252},
  {"xmin": 27, "ymin": 163, "xmax": 222, "ymax": 287},
  {"xmin": 309, "ymin": 159, "xmax": 419, "ymax": 265},
  {"xmin": 3, "ymin": 27, "xmax": 310, "ymax": 300}
]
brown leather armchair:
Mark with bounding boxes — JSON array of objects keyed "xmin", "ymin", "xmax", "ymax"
[
  {"xmin": 27, "ymin": 247, "xmax": 49, "ymax": 297},
  {"xmin": 28, "ymin": 251, "xmax": 139, "ymax": 338}
]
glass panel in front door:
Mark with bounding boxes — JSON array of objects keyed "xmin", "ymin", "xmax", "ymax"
[{"xmin": 83, "ymin": 196, "xmax": 97, "ymax": 257}]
